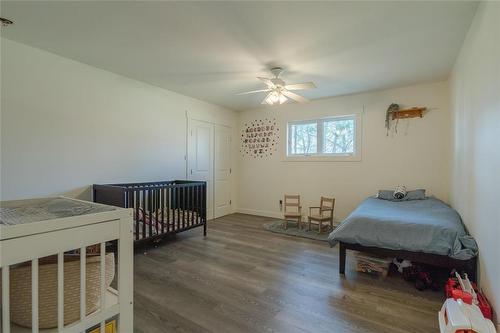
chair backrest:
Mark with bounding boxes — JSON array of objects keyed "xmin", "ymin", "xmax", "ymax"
[
  {"xmin": 320, "ymin": 196, "xmax": 335, "ymax": 216},
  {"xmin": 284, "ymin": 194, "xmax": 300, "ymax": 214}
]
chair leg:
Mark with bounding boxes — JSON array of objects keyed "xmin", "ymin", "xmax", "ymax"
[
  {"xmin": 297, "ymin": 217, "xmax": 301, "ymax": 229},
  {"xmin": 283, "ymin": 219, "xmax": 287, "ymax": 230},
  {"xmin": 308, "ymin": 217, "xmax": 311, "ymax": 231}
]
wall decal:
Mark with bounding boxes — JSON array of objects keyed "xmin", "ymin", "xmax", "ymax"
[{"xmin": 241, "ymin": 118, "xmax": 279, "ymax": 158}]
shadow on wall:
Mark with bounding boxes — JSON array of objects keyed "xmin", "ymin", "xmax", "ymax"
[{"xmin": 60, "ymin": 186, "xmax": 92, "ymax": 201}]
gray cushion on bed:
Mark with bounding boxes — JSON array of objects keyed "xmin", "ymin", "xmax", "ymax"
[
  {"xmin": 328, "ymin": 197, "xmax": 478, "ymax": 260},
  {"xmin": 406, "ymin": 189, "xmax": 426, "ymax": 200},
  {"xmin": 377, "ymin": 190, "xmax": 395, "ymax": 200},
  {"xmin": 377, "ymin": 189, "xmax": 426, "ymax": 201}
]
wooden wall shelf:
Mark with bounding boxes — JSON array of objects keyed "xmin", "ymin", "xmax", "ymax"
[{"xmin": 392, "ymin": 107, "xmax": 426, "ymax": 120}]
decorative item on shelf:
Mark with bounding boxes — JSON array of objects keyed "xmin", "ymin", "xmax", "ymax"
[
  {"xmin": 391, "ymin": 107, "xmax": 427, "ymax": 120},
  {"xmin": 385, "ymin": 103, "xmax": 427, "ymax": 135},
  {"xmin": 385, "ymin": 103, "xmax": 399, "ymax": 134},
  {"xmin": 240, "ymin": 118, "xmax": 279, "ymax": 158}
]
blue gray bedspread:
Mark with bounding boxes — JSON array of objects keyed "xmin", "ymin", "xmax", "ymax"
[{"xmin": 328, "ymin": 197, "xmax": 477, "ymax": 260}]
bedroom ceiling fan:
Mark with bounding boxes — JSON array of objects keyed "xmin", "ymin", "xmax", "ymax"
[{"xmin": 237, "ymin": 67, "xmax": 316, "ymax": 105}]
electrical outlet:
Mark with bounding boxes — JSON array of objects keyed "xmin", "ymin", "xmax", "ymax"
[{"xmin": 279, "ymin": 199, "xmax": 283, "ymax": 211}]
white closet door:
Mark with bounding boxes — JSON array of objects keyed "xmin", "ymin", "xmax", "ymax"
[
  {"xmin": 214, "ymin": 125, "xmax": 232, "ymax": 218},
  {"xmin": 188, "ymin": 119, "xmax": 214, "ymax": 220}
]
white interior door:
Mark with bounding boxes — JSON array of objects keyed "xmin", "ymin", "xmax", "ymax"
[
  {"xmin": 214, "ymin": 125, "xmax": 232, "ymax": 218},
  {"xmin": 188, "ymin": 119, "xmax": 214, "ymax": 220}
]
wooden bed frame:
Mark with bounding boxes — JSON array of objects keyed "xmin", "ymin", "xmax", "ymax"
[{"xmin": 339, "ymin": 241, "xmax": 478, "ymax": 281}]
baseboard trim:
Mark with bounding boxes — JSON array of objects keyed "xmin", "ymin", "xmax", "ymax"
[{"xmin": 236, "ymin": 208, "xmax": 283, "ymax": 219}]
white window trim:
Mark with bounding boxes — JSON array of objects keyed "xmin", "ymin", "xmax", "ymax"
[{"xmin": 285, "ymin": 114, "xmax": 362, "ymax": 162}]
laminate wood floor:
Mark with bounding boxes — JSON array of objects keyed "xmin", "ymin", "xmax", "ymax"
[{"xmin": 133, "ymin": 213, "xmax": 443, "ymax": 333}]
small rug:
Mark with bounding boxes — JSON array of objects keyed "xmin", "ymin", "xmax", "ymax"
[{"xmin": 263, "ymin": 220, "xmax": 330, "ymax": 242}]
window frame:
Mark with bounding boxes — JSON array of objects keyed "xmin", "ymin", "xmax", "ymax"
[{"xmin": 285, "ymin": 114, "xmax": 362, "ymax": 162}]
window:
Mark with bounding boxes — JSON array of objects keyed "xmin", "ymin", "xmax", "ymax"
[
  {"xmin": 289, "ymin": 121, "xmax": 318, "ymax": 155},
  {"xmin": 323, "ymin": 118, "xmax": 355, "ymax": 154},
  {"xmin": 287, "ymin": 115, "xmax": 360, "ymax": 161}
]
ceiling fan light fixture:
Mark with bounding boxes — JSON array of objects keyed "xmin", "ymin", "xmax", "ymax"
[
  {"xmin": 279, "ymin": 94, "xmax": 287, "ymax": 104},
  {"xmin": 264, "ymin": 90, "xmax": 287, "ymax": 105},
  {"xmin": 270, "ymin": 91, "xmax": 280, "ymax": 104},
  {"xmin": 240, "ymin": 67, "xmax": 316, "ymax": 105},
  {"xmin": 264, "ymin": 93, "xmax": 275, "ymax": 105}
]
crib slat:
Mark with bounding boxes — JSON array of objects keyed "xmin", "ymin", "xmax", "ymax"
[
  {"xmin": 100, "ymin": 242, "xmax": 106, "ymax": 311},
  {"xmin": 2, "ymin": 265, "xmax": 11, "ymax": 333},
  {"xmin": 173, "ymin": 187, "xmax": 177, "ymax": 231},
  {"xmin": 161, "ymin": 187, "xmax": 165, "ymax": 234},
  {"xmin": 177, "ymin": 187, "xmax": 181, "ymax": 230},
  {"xmin": 142, "ymin": 189, "xmax": 146, "ymax": 239},
  {"xmin": 80, "ymin": 247, "xmax": 86, "ymax": 321},
  {"xmin": 182, "ymin": 187, "xmax": 186, "ymax": 229},
  {"xmin": 203, "ymin": 183, "xmax": 207, "ymax": 221},
  {"xmin": 149, "ymin": 189, "xmax": 153, "ymax": 237},
  {"xmin": 155, "ymin": 189, "xmax": 159, "ymax": 234},
  {"xmin": 57, "ymin": 252, "xmax": 64, "ymax": 332},
  {"xmin": 167, "ymin": 187, "xmax": 170, "ymax": 233},
  {"xmin": 197, "ymin": 185, "xmax": 201, "ymax": 225},
  {"xmin": 32, "ymin": 259, "xmax": 39, "ymax": 333},
  {"xmin": 135, "ymin": 190, "xmax": 140, "ymax": 241},
  {"xmin": 194, "ymin": 185, "xmax": 198, "ymax": 225},
  {"xmin": 190, "ymin": 186, "xmax": 195, "ymax": 226}
]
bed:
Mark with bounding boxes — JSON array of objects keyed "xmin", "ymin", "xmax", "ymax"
[
  {"xmin": 93, "ymin": 180, "xmax": 206, "ymax": 245},
  {"xmin": 328, "ymin": 196, "xmax": 478, "ymax": 279}
]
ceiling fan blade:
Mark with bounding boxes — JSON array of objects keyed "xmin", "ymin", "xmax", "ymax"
[
  {"xmin": 284, "ymin": 82, "xmax": 316, "ymax": 90},
  {"xmin": 236, "ymin": 89, "xmax": 271, "ymax": 95},
  {"xmin": 257, "ymin": 77, "xmax": 275, "ymax": 88},
  {"xmin": 282, "ymin": 90, "xmax": 309, "ymax": 103}
]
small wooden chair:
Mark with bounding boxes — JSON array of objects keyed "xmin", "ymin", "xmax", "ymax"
[
  {"xmin": 283, "ymin": 194, "xmax": 302, "ymax": 230},
  {"xmin": 308, "ymin": 197, "xmax": 335, "ymax": 234}
]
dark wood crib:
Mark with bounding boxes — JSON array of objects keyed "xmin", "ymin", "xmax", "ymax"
[{"xmin": 93, "ymin": 180, "xmax": 206, "ymax": 245}]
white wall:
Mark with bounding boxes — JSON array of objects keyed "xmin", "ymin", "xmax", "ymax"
[
  {"xmin": 0, "ymin": 38, "xmax": 238, "ymax": 203},
  {"xmin": 237, "ymin": 81, "xmax": 451, "ymax": 221},
  {"xmin": 450, "ymin": 1, "xmax": 500, "ymax": 326}
]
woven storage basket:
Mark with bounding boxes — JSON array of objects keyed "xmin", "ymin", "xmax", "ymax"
[{"xmin": 0, "ymin": 253, "xmax": 114, "ymax": 329}]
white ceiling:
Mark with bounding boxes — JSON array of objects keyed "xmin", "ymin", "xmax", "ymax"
[{"xmin": 1, "ymin": 1, "xmax": 477, "ymax": 111}]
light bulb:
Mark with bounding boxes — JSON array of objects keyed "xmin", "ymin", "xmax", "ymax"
[
  {"xmin": 265, "ymin": 94, "xmax": 275, "ymax": 105},
  {"xmin": 270, "ymin": 91, "xmax": 280, "ymax": 103}
]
